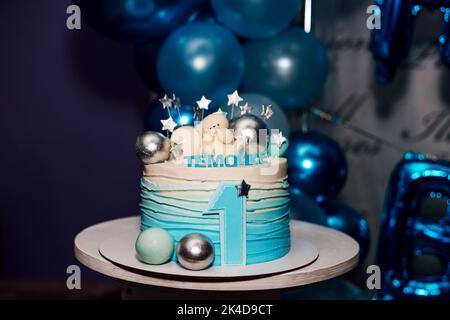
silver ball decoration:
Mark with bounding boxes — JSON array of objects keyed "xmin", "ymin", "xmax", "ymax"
[
  {"xmin": 176, "ymin": 233, "xmax": 215, "ymax": 271},
  {"xmin": 229, "ymin": 114, "xmax": 269, "ymax": 152},
  {"xmin": 135, "ymin": 131, "xmax": 170, "ymax": 165}
]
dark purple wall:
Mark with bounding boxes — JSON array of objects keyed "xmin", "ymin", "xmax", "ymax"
[{"xmin": 0, "ymin": 1, "xmax": 151, "ymax": 279}]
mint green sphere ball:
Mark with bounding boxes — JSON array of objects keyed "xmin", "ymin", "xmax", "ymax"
[{"xmin": 135, "ymin": 228, "xmax": 174, "ymax": 265}]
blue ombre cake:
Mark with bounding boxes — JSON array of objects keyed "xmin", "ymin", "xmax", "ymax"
[{"xmin": 139, "ymin": 158, "xmax": 291, "ymax": 266}]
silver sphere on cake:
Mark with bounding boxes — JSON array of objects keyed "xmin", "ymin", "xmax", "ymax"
[
  {"xmin": 230, "ymin": 114, "xmax": 269, "ymax": 152},
  {"xmin": 176, "ymin": 233, "xmax": 214, "ymax": 271},
  {"xmin": 135, "ymin": 131, "xmax": 170, "ymax": 164}
]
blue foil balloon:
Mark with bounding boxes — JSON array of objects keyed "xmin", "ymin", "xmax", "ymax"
[
  {"xmin": 157, "ymin": 22, "xmax": 244, "ymax": 105},
  {"xmin": 240, "ymin": 93, "xmax": 291, "ymax": 138},
  {"xmin": 286, "ymin": 131, "xmax": 347, "ymax": 203},
  {"xmin": 75, "ymin": 0, "xmax": 206, "ymax": 42},
  {"xmin": 375, "ymin": 153, "xmax": 450, "ymax": 300},
  {"xmin": 242, "ymin": 28, "xmax": 329, "ymax": 109},
  {"xmin": 322, "ymin": 203, "xmax": 371, "ymax": 264},
  {"xmin": 440, "ymin": 7, "xmax": 450, "ymax": 66},
  {"xmin": 211, "ymin": 0, "xmax": 302, "ymax": 39}
]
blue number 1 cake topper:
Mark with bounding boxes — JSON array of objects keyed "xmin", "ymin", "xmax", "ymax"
[{"xmin": 204, "ymin": 180, "xmax": 251, "ymax": 265}]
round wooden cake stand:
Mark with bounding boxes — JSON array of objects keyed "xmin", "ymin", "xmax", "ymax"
[{"xmin": 75, "ymin": 217, "xmax": 359, "ymax": 300}]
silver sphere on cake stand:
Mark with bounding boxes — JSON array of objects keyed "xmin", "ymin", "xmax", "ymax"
[{"xmin": 176, "ymin": 233, "xmax": 215, "ymax": 271}]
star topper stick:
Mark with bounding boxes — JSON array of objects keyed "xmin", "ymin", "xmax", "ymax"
[
  {"xmin": 240, "ymin": 103, "xmax": 253, "ymax": 115},
  {"xmin": 161, "ymin": 116, "xmax": 177, "ymax": 137},
  {"xmin": 227, "ymin": 90, "xmax": 243, "ymax": 120},
  {"xmin": 159, "ymin": 94, "xmax": 173, "ymax": 118},
  {"xmin": 172, "ymin": 93, "xmax": 182, "ymax": 123},
  {"xmin": 196, "ymin": 96, "xmax": 211, "ymax": 120},
  {"xmin": 193, "ymin": 105, "xmax": 202, "ymax": 128}
]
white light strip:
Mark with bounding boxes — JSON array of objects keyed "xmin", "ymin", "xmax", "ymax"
[{"xmin": 304, "ymin": 0, "xmax": 312, "ymax": 33}]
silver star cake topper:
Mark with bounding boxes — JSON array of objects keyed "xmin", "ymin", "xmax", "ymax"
[
  {"xmin": 240, "ymin": 103, "xmax": 253, "ymax": 115},
  {"xmin": 172, "ymin": 94, "xmax": 181, "ymax": 109},
  {"xmin": 227, "ymin": 90, "xmax": 243, "ymax": 106},
  {"xmin": 159, "ymin": 94, "xmax": 173, "ymax": 109},
  {"xmin": 170, "ymin": 142, "xmax": 183, "ymax": 159},
  {"xmin": 161, "ymin": 116, "xmax": 177, "ymax": 133},
  {"xmin": 261, "ymin": 104, "xmax": 274, "ymax": 120},
  {"xmin": 271, "ymin": 131, "xmax": 287, "ymax": 148},
  {"xmin": 196, "ymin": 96, "xmax": 211, "ymax": 110}
]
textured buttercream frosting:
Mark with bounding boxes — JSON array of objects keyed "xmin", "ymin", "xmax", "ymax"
[{"xmin": 140, "ymin": 158, "xmax": 291, "ymax": 265}]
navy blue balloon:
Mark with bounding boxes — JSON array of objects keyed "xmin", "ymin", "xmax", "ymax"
[
  {"xmin": 145, "ymin": 101, "xmax": 194, "ymax": 131},
  {"xmin": 369, "ymin": 0, "xmax": 415, "ymax": 83},
  {"xmin": 75, "ymin": 0, "xmax": 206, "ymax": 42},
  {"xmin": 322, "ymin": 203, "xmax": 371, "ymax": 263},
  {"xmin": 157, "ymin": 22, "xmax": 244, "ymax": 104},
  {"xmin": 286, "ymin": 131, "xmax": 347, "ymax": 203},
  {"xmin": 211, "ymin": 0, "xmax": 302, "ymax": 39},
  {"xmin": 134, "ymin": 41, "xmax": 163, "ymax": 90},
  {"xmin": 290, "ymin": 187, "xmax": 328, "ymax": 226},
  {"xmin": 242, "ymin": 28, "xmax": 329, "ymax": 109}
]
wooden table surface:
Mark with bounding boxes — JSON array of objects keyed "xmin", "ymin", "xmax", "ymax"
[{"xmin": 75, "ymin": 217, "xmax": 359, "ymax": 292}]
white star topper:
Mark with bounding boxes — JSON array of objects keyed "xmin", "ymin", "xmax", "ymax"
[
  {"xmin": 227, "ymin": 90, "xmax": 243, "ymax": 106},
  {"xmin": 161, "ymin": 116, "xmax": 177, "ymax": 133},
  {"xmin": 196, "ymin": 96, "xmax": 211, "ymax": 110}
]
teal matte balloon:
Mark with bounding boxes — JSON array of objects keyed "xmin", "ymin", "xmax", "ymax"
[
  {"xmin": 157, "ymin": 22, "xmax": 245, "ymax": 105},
  {"xmin": 135, "ymin": 228, "xmax": 174, "ymax": 264},
  {"xmin": 242, "ymin": 28, "xmax": 329, "ymax": 109},
  {"xmin": 211, "ymin": 0, "xmax": 302, "ymax": 39}
]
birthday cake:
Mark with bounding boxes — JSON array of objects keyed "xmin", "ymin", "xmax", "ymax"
[{"xmin": 136, "ymin": 92, "xmax": 290, "ymax": 269}]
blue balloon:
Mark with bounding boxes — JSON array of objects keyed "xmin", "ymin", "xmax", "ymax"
[
  {"xmin": 75, "ymin": 0, "xmax": 206, "ymax": 42},
  {"xmin": 286, "ymin": 131, "xmax": 347, "ymax": 203},
  {"xmin": 240, "ymin": 93, "xmax": 291, "ymax": 138},
  {"xmin": 321, "ymin": 202, "xmax": 371, "ymax": 264},
  {"xmin": 369, "ymin": 0, "xmax": 415, "ymax": 83},
  {"xmin": 290, "ymin": 187, "xmax": 328, "ymax": 226},
  {"xmin": 145, "ymin": 101, "xmax": 195, "ymax": 131},
  {"xmin": 211, "ymin": 0, "xmax": 302, "ymax": 39},
  {"xmin": 134, "ymin": 40, "xmax": 163, "ymax": 90},
  {"xmin": 242, "ymin": 28, "xmax": 329, "ymax": 109},
  {"xmin": 157, "ymin": 22, "xmax": 244, "ymax": 104}
]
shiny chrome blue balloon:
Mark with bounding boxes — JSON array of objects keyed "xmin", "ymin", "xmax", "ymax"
[
  {"xmin": 240, "ymin": 93, "xmax": 291, "ymax": 138},
  {"xmin": 369, "ymin": 0, "xmax": 415, "ymax": 83},
  {"xmin": 286, "ymin": 131, "xmax": 347, "ymax": 203},
  {"xmin": 321, "ymin": 202, "xmax": 371, "ymax": 264},
  {"xmin": 242, "ymin": 28, "xmax": 329, "ymax": 109},
  {"xmin": 75, "ymin": 0, "xmax": 206, "ymax": 42},
  {"xmin": 157, "ymin": 22, "xmax": 244, "ymax": 104},
  {"xmin": 211, "ymin": 0, "xmax": 302, "ymax": 39},
  {"xmin": 440, "ymin": 7, "xmax": 450, "ymax": 66},
  {"xmin": 375, "ymin": 152, "xmax": 450, "ymax": 300}
]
